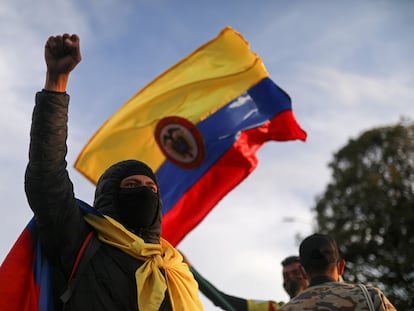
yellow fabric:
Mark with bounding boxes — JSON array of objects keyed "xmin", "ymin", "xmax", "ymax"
[
  {"xmin": 247, "ymin": 299, "xmax": 284, "ymax": 311},
  {"xmin": 84, "ymin": 213, "xmax": 203, "ymax": 311},
  {"xmin": 74, "ymin": 26, "xmax": 269, "ymax": 184}
]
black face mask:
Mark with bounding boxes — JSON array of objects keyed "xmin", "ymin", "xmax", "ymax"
[{"xmin": 116, "ymin": 186, "xmax": 159, "ymax": 231}]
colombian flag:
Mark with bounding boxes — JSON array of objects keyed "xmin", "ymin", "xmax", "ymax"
[
  {"xmin": 74, "ymin": 26, "xmax": 307, "ymax": 246},
  {"xmin": 0, "ymin": 200, "xmax": 99, "ymax": 311}
]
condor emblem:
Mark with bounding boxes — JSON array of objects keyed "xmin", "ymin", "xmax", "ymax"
[{"xmin": 155, "ymin": 116, "xmax": 206, "ymax": 169}]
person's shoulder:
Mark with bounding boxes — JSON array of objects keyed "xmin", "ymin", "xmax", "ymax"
[
  {"xmin": 280, "ymin": 283, "xmax": 397, "ymax": 311},
  {"xmin": 279, "ymin": 282, "xmax": 366, "ymax": 311},
  {"xmin": 333, "ymin": 283, "xmax": 397, "ymax": 310},
  {"xmin": 364, "ymin": 285, "xmax": 397, "ymax": 311},
  {"xmin": 278, "ymin": 286, "xmax": 323, "ymax": 311}
]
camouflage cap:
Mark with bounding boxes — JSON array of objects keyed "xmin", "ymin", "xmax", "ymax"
[{"xmin": 299, "ymin": 233, "xmax": 340, "ymax": 270}]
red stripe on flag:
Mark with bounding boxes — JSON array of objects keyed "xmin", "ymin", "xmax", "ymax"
[
  {"xmin": 0, "ymin": 228, "xmax": 39, "ymax": 311},
  {"xmin": 162, "ymin": 110, "xmax": 306, "ymax": 245}
]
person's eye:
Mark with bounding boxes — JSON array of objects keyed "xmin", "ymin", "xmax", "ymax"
[
  {"xmin": 146, "ymin": 184, "xmax": 157, "ymax": 193},
  {"xmin": 124, "ymin": 182, "xmax": 138, "ymax": 188}
]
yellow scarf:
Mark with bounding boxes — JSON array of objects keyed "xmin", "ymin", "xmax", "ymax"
[{"xmin": 84, "ymin": 214, "xmax": 203, "ymax": 311}]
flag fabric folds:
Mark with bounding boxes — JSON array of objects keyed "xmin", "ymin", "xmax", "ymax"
[
  {"xmin": 0, "ymin": 219, "xmax": 54, "ymax": 311},
  {"xmin": 74, "ymin": 26, "xmax": 307, "ymax": 246},
  {"xmin": 0, "ymin": 200, "xmax": 101, "ymax": 311}
]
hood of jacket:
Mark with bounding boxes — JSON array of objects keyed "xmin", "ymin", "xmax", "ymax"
[{"xmin": 93, "ymin": 159, "xmax": 162, "ymax": 243}]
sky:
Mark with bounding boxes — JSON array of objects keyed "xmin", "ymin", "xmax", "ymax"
[{"xmin": 1, "ymin": 0, "xmax": 413, "ymax": 309}]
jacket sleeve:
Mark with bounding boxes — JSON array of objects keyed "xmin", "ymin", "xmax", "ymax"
[{"xmin": 24, "ymin": 90, "xmax": 89, "ymax": 277}]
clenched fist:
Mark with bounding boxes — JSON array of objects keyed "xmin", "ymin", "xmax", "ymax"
[{"xmin": 44, "ymin": 33, "xmax": 81, "ymax": 92}]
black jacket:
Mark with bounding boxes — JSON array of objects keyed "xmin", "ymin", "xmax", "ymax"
[{"xmin": 24, "ymin": 91, "xmax": 171, "ymax": 310}]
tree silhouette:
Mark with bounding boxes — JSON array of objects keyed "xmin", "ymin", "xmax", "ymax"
[{"xmin": 314, "ymin": 119, "xmax": 414, "ymax": 310}]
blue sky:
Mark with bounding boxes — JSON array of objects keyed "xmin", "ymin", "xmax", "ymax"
[{"xmin": 1, "ymin": 1, "xmax": 413, "ymax": 309}]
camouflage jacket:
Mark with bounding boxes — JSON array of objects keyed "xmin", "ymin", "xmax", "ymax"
[{"xmin": 279, "ymin": 281, "xmax": 396, "ymax": 311}]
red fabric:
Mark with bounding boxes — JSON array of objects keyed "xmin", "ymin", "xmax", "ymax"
[
  {"xmin": 0, "ymin": 227, "xmax": 39, "ymax": 311},
  {"xmin": 162, "ymin": 110, "xmax": 306, "ymax": 245}
]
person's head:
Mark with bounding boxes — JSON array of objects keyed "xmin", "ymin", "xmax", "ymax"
[
  {"xmin": 93, "ymin": 159, "xmax": 162, "ymax": 243},
  {"xmin": 299, "ymin": 233, "xmax": 345, "ymax": 281},
  {"xmin": 281, "ymin": 255, "xmax": 308, "ymax": 298}
]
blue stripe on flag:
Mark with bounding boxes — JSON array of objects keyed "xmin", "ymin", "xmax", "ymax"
[{"xmin": 158, "ymin": 77, "xmax": 291, "ymax": 214}]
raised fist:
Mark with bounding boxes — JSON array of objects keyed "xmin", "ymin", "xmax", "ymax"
[{"xmin": 45, "ymin": 34, "xmax": 81, "ymax": 75}]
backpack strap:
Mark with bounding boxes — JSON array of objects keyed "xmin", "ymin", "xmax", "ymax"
[
  {"xmin": 60, "ymin": 231, "xmax": 100, "ymax": 304},
  {"xmin": 357, "ymin": 284, "xmax": 375, "ymax": 311}
]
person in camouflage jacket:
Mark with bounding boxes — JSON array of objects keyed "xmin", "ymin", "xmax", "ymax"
[
  {"xmin": 181, "ymin": 255, "xmax": 308, "ymax": 311},
  {"xmin": 279, "ymin": 234, "xmax": 396, "ymax": 311}
]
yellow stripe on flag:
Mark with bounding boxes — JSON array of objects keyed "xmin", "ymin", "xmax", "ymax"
[{"xmin": 75, "ymin": 26, "xmax": 269, "ymax": 184}]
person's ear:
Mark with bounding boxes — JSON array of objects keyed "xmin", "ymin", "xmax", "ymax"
[
  {"xmin": 299, "ymin": 265, "xmax": 307, "ymax": 279},
  {"xmin": 299, "ymin": 265, "xmax": 310, "ymax": 281},
  {"xmin": 337, "ymin": 259, "xmax": 346, "ymax": 275}
]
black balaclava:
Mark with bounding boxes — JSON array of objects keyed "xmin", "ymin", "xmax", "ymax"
[
  {"xmin": 116, "ymin": 187, "xmax": 158, "ymax": 229},
  {"xmin": 93, "ymin": 160, "xmax": 162, "ymax": 243}
]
